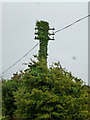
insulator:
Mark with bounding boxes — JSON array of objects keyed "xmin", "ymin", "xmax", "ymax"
[
  {"xmin": 50, "ymin": 37, "xmax": 55, "ymax": 40},
  {"xmin": 49, "ymin": 38, "xmax": 55, "ymax": 40},
  {"xmin": 34, "ymin": 32, "xmax": 38, "ymax": 35},
  {"xmin": 34, "ymin": 36, "xmax": 42, "ymax": 40},
  {"xmin": 35, "ymin": 27, "xmax": 38, "ymax": 30},
  {"xmin": 49, "ymin": 28, "xmax": 55, "ymax": 30},
  {"xmin": 49, "ymin": 36, "xmax": 55, "ymax": 40},
  {"xmin": 49, "ymin": 33, "xmax": 55, "ymax": 35},
  {"xmin": 34, "ymin": 36, "xmax": 37, "ymax": 39}
]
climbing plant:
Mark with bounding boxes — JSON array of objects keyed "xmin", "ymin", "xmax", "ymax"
[
  {"xmin": 35, "ymin": 21, "xmax": 50, "ymax": 60},
  {"xmin": 2, "ymin": 20, "xmax": 90, "ymax": 120}
]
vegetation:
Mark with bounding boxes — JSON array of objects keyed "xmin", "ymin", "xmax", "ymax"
[
  {"xmin": 2, "ymin": 20, "xmax": 90, "ymax": 119},
  {"xmin": 2, "ymin": 57, "xmax": 90, "ymax": 120},
  {"xmin": 35, "ymin": 21, "xmax": 50, "ymax": 60},
  {"xmin": 2, "ymin": 72, "xmax": 22, "ymax": 120}
]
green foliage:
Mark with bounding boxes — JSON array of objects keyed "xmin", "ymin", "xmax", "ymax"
[
  {"xmin": 36, "ymin": 21, "xmax": 50, "ymax": 60},
  {"xmin": 2, "ymin": 19, "xmax": 90, "ymax": 119},
  {"xmin": 2, "ymin": 72, "xmax": 22, "ymax": 119},
  {"xmin": 2, "ymin": 58, "xmax": 89, "ymax": 120}
]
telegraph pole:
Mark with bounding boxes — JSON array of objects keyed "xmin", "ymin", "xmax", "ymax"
[{"xmin": 34, "ymin": 21, "xmax": 55, "ymax": 64}]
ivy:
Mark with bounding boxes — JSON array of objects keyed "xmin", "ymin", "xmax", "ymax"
[{"xmin": 36, "ymin": 21, "xmax": 50, "ymax": 61}]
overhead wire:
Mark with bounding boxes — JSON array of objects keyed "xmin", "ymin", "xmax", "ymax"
[
  {"xmin": 0, "ymin": 14, "xmax": 90, "ymax": 79},
  {"xmin": 55, "ymin": 15, "xmax": 90, "ymax": 33},
  {"xmin": 0, "ymin": 42, "xmax": 39, "ymax": 78}
]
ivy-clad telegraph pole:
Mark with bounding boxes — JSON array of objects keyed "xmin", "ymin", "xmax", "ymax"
[{"xmin": 35, "ymin": 21, "xmax": 55, "ymax": 64}]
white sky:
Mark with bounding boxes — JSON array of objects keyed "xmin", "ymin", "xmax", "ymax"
[
  {"xmin": 0, "ymin": 2, "xmax": 88, "ymax": 84},
  {"xmin": 0, "ymin": 0, "xmax": 89, "ymax": 2}
]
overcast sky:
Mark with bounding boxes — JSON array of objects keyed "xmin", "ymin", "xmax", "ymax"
[{"xmin": 1, "ymin": 2, "xmax": 88, "ymax": 84}]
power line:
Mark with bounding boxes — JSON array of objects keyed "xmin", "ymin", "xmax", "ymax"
[
  {"xmin": 55, "ymin": 15, "xmax": 90, "ymax": 33},
  {"xmin": 0, "ymin": 14, "xmax": 89, "ymax": 79},
  {"xmin": 0, "ymin": 42, "xmax": 39, "ymax": 78}
]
